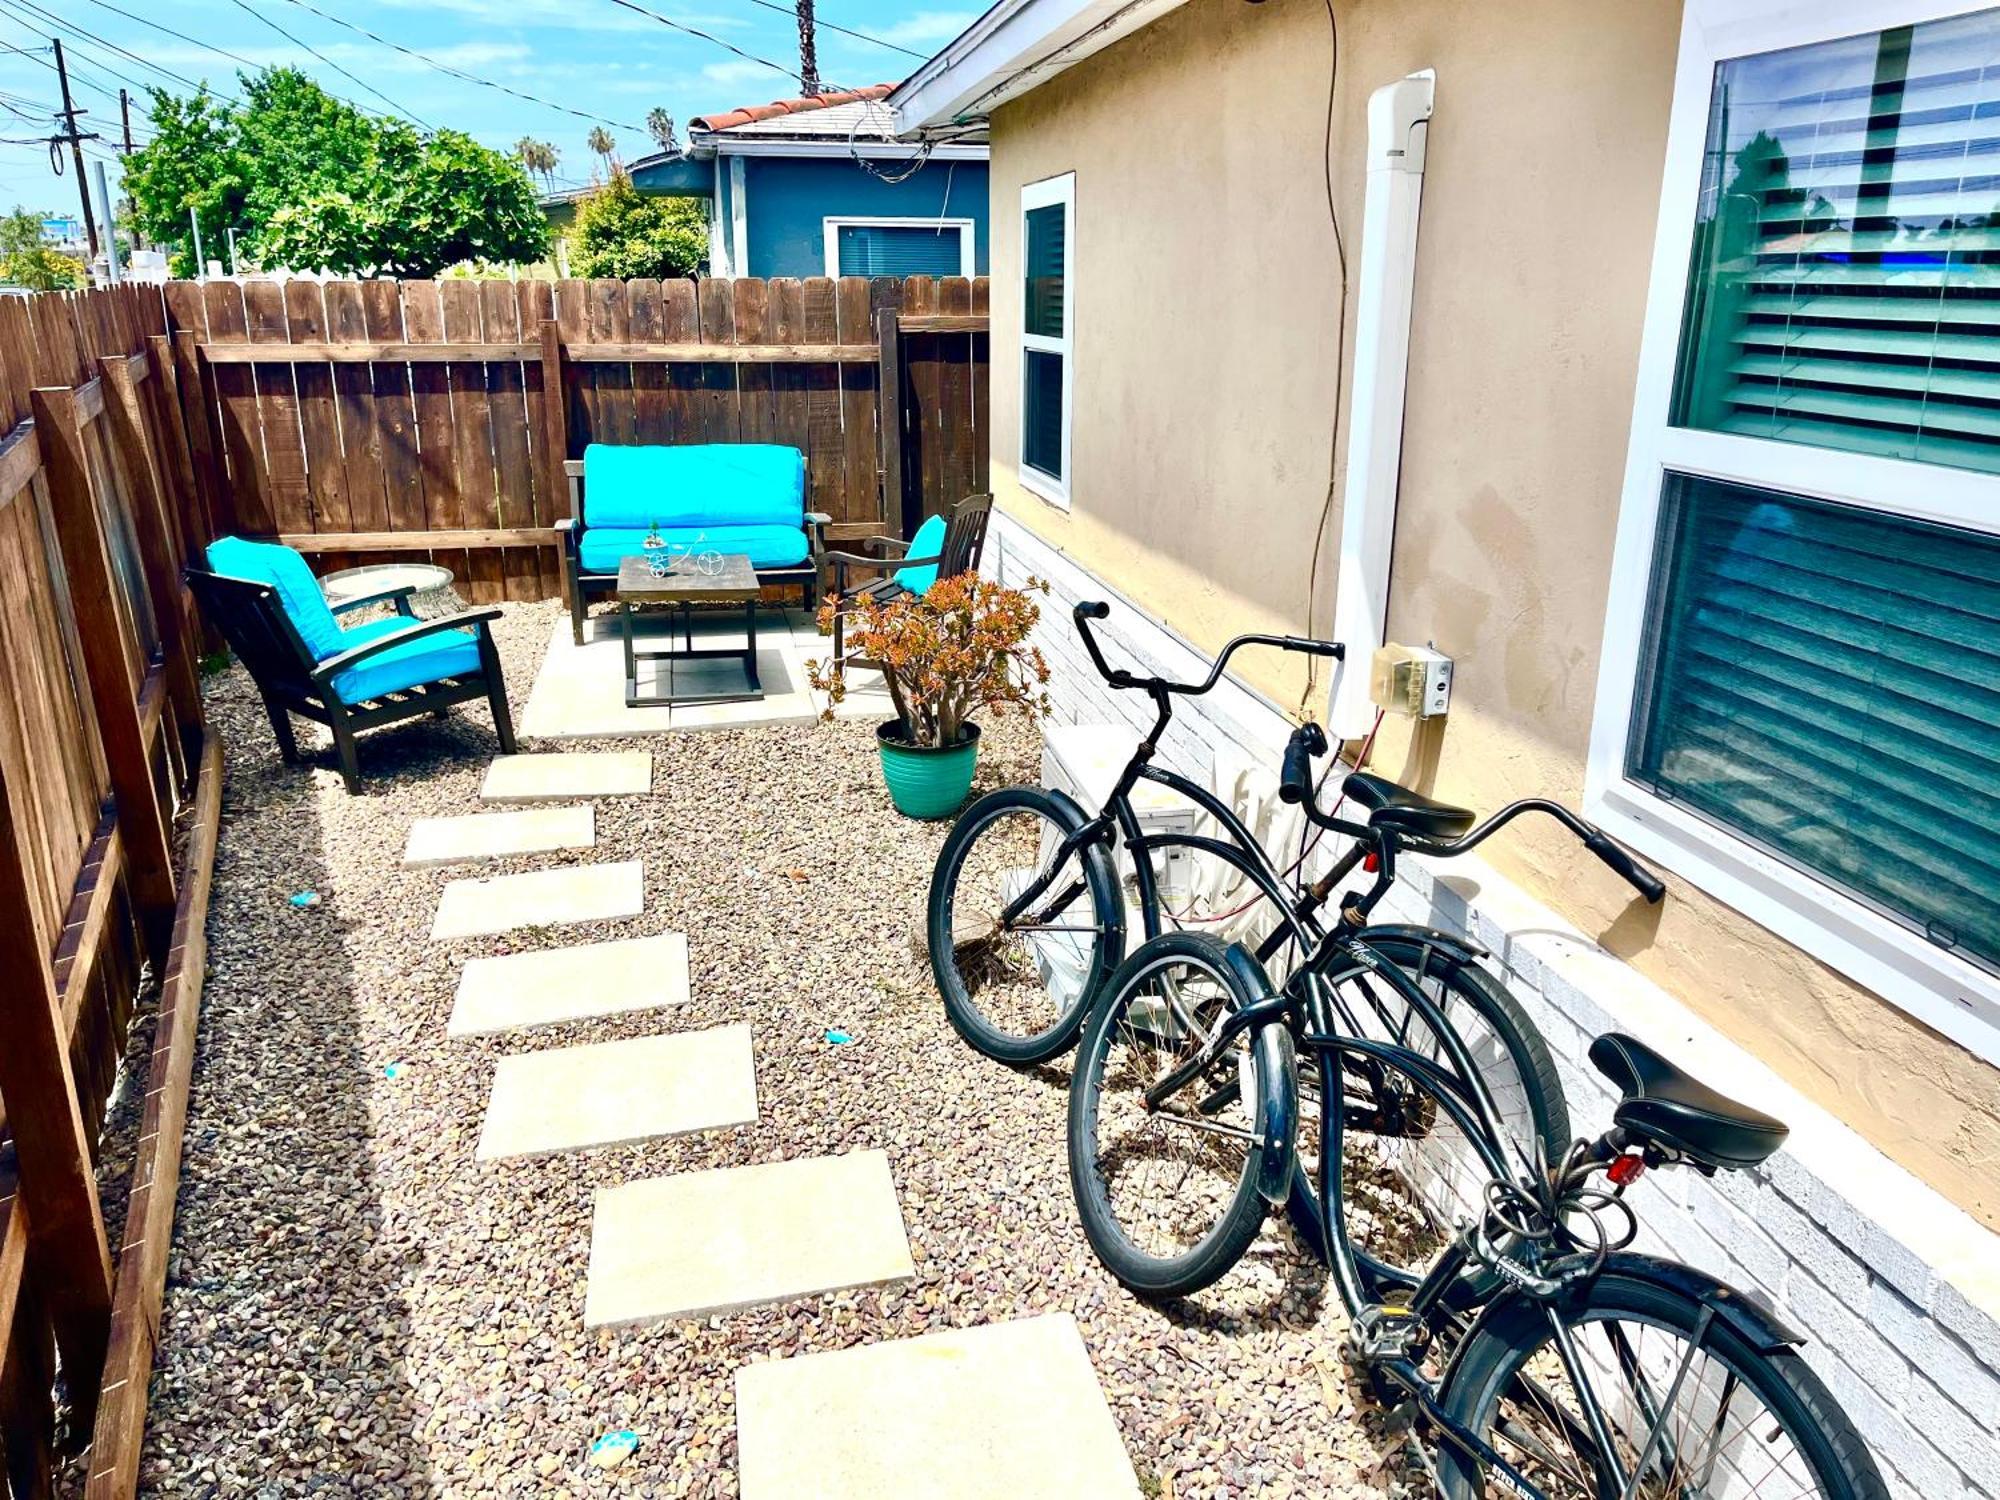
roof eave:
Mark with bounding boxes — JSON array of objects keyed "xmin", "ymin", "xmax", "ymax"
[{"xmin": 889, "ymin": 0, "xmax": 1196, "ymax": 133}]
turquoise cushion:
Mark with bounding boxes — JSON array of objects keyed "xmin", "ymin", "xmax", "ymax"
[
  {"xmin": 893, "ymin": 514, "xmax": 950, "ymax": 594},
  {"xmin": 329, "ymin": 615, "xmax": 482, "ymax": 704},
  {"xmin": 581, "ymin": 444, "xmax": 805, "ymax": 530},
  {"xmin": 207, "ymin": 535, "xmax": 346, "ymax": 660},
  {"xmin": 579, "ymin": 525, "xmax": 809, "ymax": 574}
]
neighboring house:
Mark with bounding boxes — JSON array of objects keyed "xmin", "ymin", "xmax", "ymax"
[
  {"xmin": 893, "ymin": 2, "xmax": 2000, "ymax": 1496},
  {"xmin": 546, "ymin": 84, "xmax": 989, "ymax": 279}
]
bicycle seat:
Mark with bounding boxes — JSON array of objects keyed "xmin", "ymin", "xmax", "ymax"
[
  {"xmin": 1588, "ymin": 1033, "xmax": 1789, "ymax": 1170},
  {"xmin": 1341, "ymin": 771, "xmax": 1477, "ymax": 840}
]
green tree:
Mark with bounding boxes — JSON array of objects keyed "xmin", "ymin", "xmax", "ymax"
[
  {"xmin": 123, "ymin": 69, "xmax": 548, "ymax": 277},
  {"xmin": 515, "ymin": 136, "xmax": 558, "ymax": 191},
  {"xmin": 646, "ymin": 108, "xmax": 677, "ymax": 154},
  {"xmin": 0, "ymin": 207, "xmax": 86, "ymax": 289},
  {"xmin": 566, "ymin": 171, "xmax": 705, "ymax": 279},
  {"xmin": 586, "ymin": 126, "xmax": 618, "ymax": 179}
]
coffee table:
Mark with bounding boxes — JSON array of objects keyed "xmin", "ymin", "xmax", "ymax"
[{"xmin": 614, "ymin": 553, "xmax": 763, "ymax": 707}]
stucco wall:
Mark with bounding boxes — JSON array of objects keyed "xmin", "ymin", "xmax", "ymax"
[
  {"xmin": 741, "ymin": 156, "xmax": 991, "ymax": 279},
  {"xmin": 985, "ymin": 0, "xmax": 2000, "ymax": 1225}
]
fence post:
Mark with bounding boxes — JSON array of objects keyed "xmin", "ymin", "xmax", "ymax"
[
  {"xmin": 31, "ymin": 386, "xmax": 177, "ymax": 956},
  {"xmin": 143, "ymin": 335, "xmax": 207, "ymax": 563},
  {"xmin": 876, "ymin": 307, "xmax": 904, "ymax": 533},
  {"xmin": 0, "ymin": 768, "xmax": 113, "ymax": 1428},
  {"xmin": 98, "ymin": 355, "xmax": 202, "ymax": 788},
  {"xmin": 170, "ymin": 329, "xmax": 231, "ymax": 543},
  {"xmin": 538, "ymin": 318, "xmax": 567, "ymax": 510}
]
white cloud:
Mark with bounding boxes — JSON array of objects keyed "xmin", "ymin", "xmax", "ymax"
[{"xmin": 867, "ymin": 10, "xmax": 977, "ymax": 47}]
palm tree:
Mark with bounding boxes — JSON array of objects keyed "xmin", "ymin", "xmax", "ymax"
[
  {"xmin": 514, "ymin": 137, "xmax": 558, "ymax": 192},
  {"xmin": 646, "ymin": 108, "xmax": 677, "ymax": 154},
  {"xmin": 586, "ymin": 127, "xmax": 618, "ymax": 181}
]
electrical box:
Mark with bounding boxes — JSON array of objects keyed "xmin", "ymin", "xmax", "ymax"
[{"xmin": 1370, "ymin": 643, "xmax": 1453, "ymax": 718}]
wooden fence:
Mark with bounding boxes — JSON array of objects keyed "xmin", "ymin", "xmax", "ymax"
[
  {"xmin": 0, "ymin": 284, "xmax": 220, "ymax": 1499},
  {"xmin": 162, "ymin": 274, "xmax": 991, "ymax": 602}
]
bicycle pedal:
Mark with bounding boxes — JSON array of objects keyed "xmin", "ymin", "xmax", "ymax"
[{"xmin": 1346, "ymin": 1302, "xmax": 1421, "ymax": 1361}]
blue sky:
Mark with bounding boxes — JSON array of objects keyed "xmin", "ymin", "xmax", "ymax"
[{"xmin": 0, "ymin": 0, "xmax": 974, "ymax": 229}]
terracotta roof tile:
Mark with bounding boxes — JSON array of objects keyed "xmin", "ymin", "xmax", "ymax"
[{"xmin": 692, "ymin": 82, "xmax": 897, "ymax": 134}]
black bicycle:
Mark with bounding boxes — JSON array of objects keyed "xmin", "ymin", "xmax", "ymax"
[
  {"xmin": 928, "ymin": 602, "xmax": 1648, "ymax": 1276},
  {"xmin": 1065, "ymin": 744, "xmax": 1885, "ymax": 1497}
]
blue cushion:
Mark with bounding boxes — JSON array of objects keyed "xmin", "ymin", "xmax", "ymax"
[
  {"xmin": 329, "ymin": 616, "xmax": 482, "ymax": 704},
  {"xmin": 206, "ymin": 535, "xmax": 346, "ymax": 660},
  {"xmin": 893, "ymin": 514, "xmax": 950, "ymax": 594},
  {"xmin": 581, "ymin": 444, "xmax": 805, "ymax": 530},
  {"xmin": 579, "ymin": 525, "xmax": 809, "ymax": 574}
]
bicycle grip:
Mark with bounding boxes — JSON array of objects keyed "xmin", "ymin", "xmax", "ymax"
[
  {"xmin": 1278, "ymin": 722, "xmax": 1328, "ymax": 805},
  {"xmin": 1284, "ymin": 635, "xmax": 1345, "ymax": 660},
  {"xmin": 1584, "ymin": 830, "xmax": 1666, "ymax": 904},
  {"xmin": 1074, "ymin": 600, "xmax": 1110, "ymax": 622}
]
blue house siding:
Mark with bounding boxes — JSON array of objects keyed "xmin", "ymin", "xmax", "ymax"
[{"xmin": 737, "ymin": 157, "xmax": 988, "ymax": 279}]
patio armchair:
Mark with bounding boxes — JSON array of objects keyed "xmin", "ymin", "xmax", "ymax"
[
  {"xmin": 559, "ymin": 442, "xmax": 830, "ymax": 644},
  {"xmin": 818, "ymin": 493, "xmax": 994, "ymax": 674},
  {"xmin": 187, "ymin": 536, "xmax": 516, "ymax": 794}
]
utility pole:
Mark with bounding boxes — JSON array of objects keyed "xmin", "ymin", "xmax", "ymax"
[
  {"xmin": 51, "ymin": 39, "xmax": 101, "ymax": 259},
  {"xmin": 117, "ymin": 89, "xmax": 143, "ymax": 251},
  {"xmin": 795, "ymin": 0, "xmax": 820, "ymax": 96},
  {"xmin": 119, "ymin": 88, "xmax": 134, "ymax": 154}
]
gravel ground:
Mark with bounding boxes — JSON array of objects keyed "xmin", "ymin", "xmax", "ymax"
[{"xmin": 132, "ymin": 599, "xmax": 1411, "ymax": 1498}]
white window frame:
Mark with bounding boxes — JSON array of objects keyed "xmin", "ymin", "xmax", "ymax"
[
  {"xmin": 1587, "ymin": 0, "xmax": 2000, "ymax": 1066},
  {"xmin": 820, "ymin": 215, "xmax": 977, "ymax": 278},
  {"xmin": 1019, "ymin": 171, "xmax": 1074, "ymax": 508}
]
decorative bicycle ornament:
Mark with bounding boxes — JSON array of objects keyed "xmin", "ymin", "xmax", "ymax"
[{"xmin": 644, "ymin": 530, "xmax": 728, "ymax": 579}]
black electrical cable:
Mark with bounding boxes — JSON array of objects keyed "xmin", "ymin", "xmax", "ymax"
[
  {"xmin": 599, "ymin": 0, "xmax": 847, "ymax": 94},
  {"xmin": 1298, "ymin": 0, "xmax": 1349, "ymax": 715},
  {"xmin": 722, "ymin": 0, "xmax": 927, "ymax": 61},
  {"xmin": 223, "ymin": 0, "xmax": 430, "ymax": 130}
]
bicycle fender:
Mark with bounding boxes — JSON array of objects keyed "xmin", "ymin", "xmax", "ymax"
[
  {"xmin": 1352, "ymin": 923, "xmax": 1489, "ymax": 965},
  {"xmin": 1219, "ymin": 943, "xmax": 1297, "ymax": 1206},
  {"xmin": 1044, "ymin": 785, "xmax": 1129, "ymax": 959}
]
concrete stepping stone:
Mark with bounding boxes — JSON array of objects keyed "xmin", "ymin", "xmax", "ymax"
[
  {"xmin": 477, "ymin": 1025, "xmax": 756, "ymax": 1160},
  {"xmin": 735, "ymin": 1313, "xmax": 1138, "ymax": 1499},
  {"xmin": 447, "ymin": 932, "xmax": 690, "ymax": 1038},
  {"xmin": 430, "ymin": 860, "xmax": 642, "ymax": 940},
  {"xmin": 402, "ymin": 805, "xmax": 595, "ymax": 868},
  {"xmin": 584, "ymin": 1149, "xmax": 913, "ymax": 1330},
  {"xmin": 480, "ymin": 751, "xmax": 652, "ymax": 802}
]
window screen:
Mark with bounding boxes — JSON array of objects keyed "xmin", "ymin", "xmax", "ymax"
[
  {"xmin": 1672, "ymin": 8, "xmax": 2000, "ymax": 475},
  {"xmin": 834, "ymin": 223, "xmax": 964, "ymax": 278},
  {"xmin": 1629, "ymin": 472, "xmax": 2000, "ymax": 972},
  {"xmin": 1025, "ymin": 203, "xmax": 1066, "ymax": 339}
]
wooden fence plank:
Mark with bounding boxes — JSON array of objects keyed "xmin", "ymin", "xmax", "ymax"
[
  {"xmin": 520, "ymin": 280, "xmax": 559, "ymax": 598},
  {"xmin": 322, "ymin": 283, "xmax": 388, "ymax": 538},
  {"xmin": 555, "ymin": 281, "xmax": 592, "ymax": 449},
  {"xmin": 936, "ymin": 276, "xmax": 974, "ymax": 520},
  {"xmin": 242, "ymin": 282, "xmax": 310, "ymax": 537},
  {"xmin": 696, "ymin": 278, "xmax": 739, "ymax": 443},
  {"xmin": 441, "ymin": 282, "xmax": 501, "ymax": 603},
  {"xmin": 733, "ymin": 279, "xmax": 774, "ymax": 445},
  {"xmin": 626, "ymin": 279, "xmax": 668, "ymax": 446},
  {"xmin": 586, "ymin": 279, "xmax": 634, "ymax": 447},
  {"xmin": 361, "ymin": 281, "xmax": 426, "ymax": 544},
  {"xmin": 836, "ymin": 277, "xmax": 882, "ymax": 534},
  {"xmin": 400, "ymin": 283, "xmax": 461, "ymax": 585},
  {"xmin": 802, "ymin": 278, "xmax": 845, "ymax": 524},
  {"xmin": 284, "ymin": 281, "xmax": 351, "ymax": 550},
  {"xmin": 660, "ymin": 279, "xmax": 703, "ymax": 445},
  {"xmin": 480, "ymin": 282, "xmax": 538, "ymax": 602},
  {"xmin": 769, "ymin": 279, "xmax": 808, "ymax": 467},
  {"xmin": 201, "ymin": 283, "xmax": 267, "ymax": 535}
]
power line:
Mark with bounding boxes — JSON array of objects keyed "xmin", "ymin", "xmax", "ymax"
[
  {"xmin": 223, "ymin": 0, "xmax": 430, "ymax": 130},
  {"xmin": 599, "ymin": 0, "xmax": 834, "ymax": 94},
  {"xmin": 726, "ymin": 0, "xmax": 926, "ymax": 62},
  {"xmin": 266, "ymin": 0, "xmax": 643, "ymax": 132},
  {"xmin": 0, "ymin": 0, "xmax": 236, "ymax": 103}
]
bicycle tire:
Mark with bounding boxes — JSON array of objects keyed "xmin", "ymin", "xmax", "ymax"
[
  {"xmin": 1286, "ymin": 935, "xmax": 1569, "ymax": 1285},
  {"xmin": 1068, "ymin": 932, "xmax": 1294, "ymax": 1298},
  {"xmin": 1436, "ymin": 1261, "xmax": 1889, "ymax": 1500},
  {"xmin": 927, "ymin": 785, "xmax": 1124, "ymax": 1066}
]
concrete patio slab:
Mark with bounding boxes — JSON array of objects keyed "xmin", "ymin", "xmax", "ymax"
[
  {"xmin": 735, "ymin": 1313, "xmax": 1139, "ymax": 1500},
  {"xmin": 480, "ymin": 751, "xmax": 652, "ymax": 801},
  {"xmin": 519, "ymin": 613, "xmax": 824, "ymax": 737},
  {"xmin": 476, "ymin": 1024, "xmax": 756, "ymax": 1160},
  {"xmin": 402, "ymin": 805, "xmax": 595, "ymax": 868},
  {"xmin": 583, "ymin": 1149, "xmax": 913, "ymax": 1329},
  {"xmin": 430, "ymin": 860, "xmax": 643, "ymax": 940},
  {"xmin": 447, "ymin": 932, "xmax": 690, "ymax": 1037}
]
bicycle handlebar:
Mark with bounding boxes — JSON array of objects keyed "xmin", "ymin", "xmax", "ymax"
[
  {"xmin": 1279, "ymin": 721, "xmax": 1327, "ymax": 805},
  {"xmin": 1073, "ymin": 599, "xmax": 1343, "ymax": 698}
]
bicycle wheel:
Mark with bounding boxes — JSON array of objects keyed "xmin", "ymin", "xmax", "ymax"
[
  {"xmin": 1067, "ymin": 932, "xmax": 1294, "ymax": 1298},
  {"xmin": 1288, "ymin": 935, "xmax": 1569, "ymax": 1292},
  {"xmin": 927, "ymin": 785, "xmax": 1124, "ymax": 1066},
  {"xmin": 1437, "ymin": 1264, "xmax": 1889, "ymax": 1500}
]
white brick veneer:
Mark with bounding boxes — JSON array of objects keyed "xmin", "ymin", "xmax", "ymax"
[{"xmin": 988, "ymin": 508, "xmax": 2000, "ymax": 1500}]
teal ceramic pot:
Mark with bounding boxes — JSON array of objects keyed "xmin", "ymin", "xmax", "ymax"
[{"xmin": 876, "ymin": 721, "xmax": 980, "ymax": 820}]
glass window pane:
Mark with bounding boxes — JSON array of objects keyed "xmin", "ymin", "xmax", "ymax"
[
  {"xmin": 1025, "ymin": 202, "xmax": 1066, "ymax": 338},
  {"xmin": 1629, "ymin": 473, "xmax": 2000, "ymax": 972},
  {"xmin": 1671, "ymin": 8, "xmax": 2000, "ymax": 475},
  {"xmin": 1023, "ymin": 349, "xmax": 1064, "ymax": 479},
  {"xmin": 835, "ymin": 224, "xmax": 962, "ymax": 278}
]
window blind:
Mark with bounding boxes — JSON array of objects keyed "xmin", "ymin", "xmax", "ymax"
[
  {"xmin": 1025, "ymin": 202, "xmax": 1065, "ymax": 339},
  {"xmin": 1630, "ymin": 474, "xmax": 2000, "ymax": 973},
  {"xmin": 1673, "ymin": 8, "xmax": 2000, "ymax": 476},
  {"xmin": 834, "ymin": 224, "xmax": 963, "ymax": 278}
]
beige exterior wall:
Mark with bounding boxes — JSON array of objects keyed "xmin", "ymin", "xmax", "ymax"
[{"xmin": 985, "ymin": 0, "xmax": 2000, "ymax": 1226}]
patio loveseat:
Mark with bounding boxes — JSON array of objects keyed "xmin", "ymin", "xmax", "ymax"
[{"xmin": 558, "ymin": 442, "xmax": 829, "ymax": 644}]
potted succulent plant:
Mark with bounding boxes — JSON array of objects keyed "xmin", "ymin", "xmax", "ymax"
[{"xmin": 808, "ymin": 574, "xmax": 1052, "ymax": 818}]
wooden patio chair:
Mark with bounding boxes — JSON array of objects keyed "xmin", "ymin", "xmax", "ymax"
[
  {"xmin": 187, "ymin": 537, "xmax": 516, "ymax": 794},
  {"xmin": 818, "ymin": 493, "xmax": 994, "ymax": 673}
]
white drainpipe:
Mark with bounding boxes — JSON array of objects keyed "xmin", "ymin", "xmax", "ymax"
[{"xmin": 1328, "ymin": 68, "xmax": 1435, "ymax": 738}]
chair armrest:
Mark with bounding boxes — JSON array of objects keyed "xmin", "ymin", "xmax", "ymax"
[
  {"xmin": 555, "ymin": 516, "xmax": 579, "ymax": 554},
  {"xmin": 310, "ymin": 607, "xmax": 503, "ymax": 686},
  {"xmin": 331, "ymin": 582, "xmax": 419, "ymax": 616},
  {"xmin": 804, "ymin": 511, "xmax": 832, "ymax": 527},
  {"xmin": 563, "ymin": 459, "xmax": 584, "ymax": 478}
]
